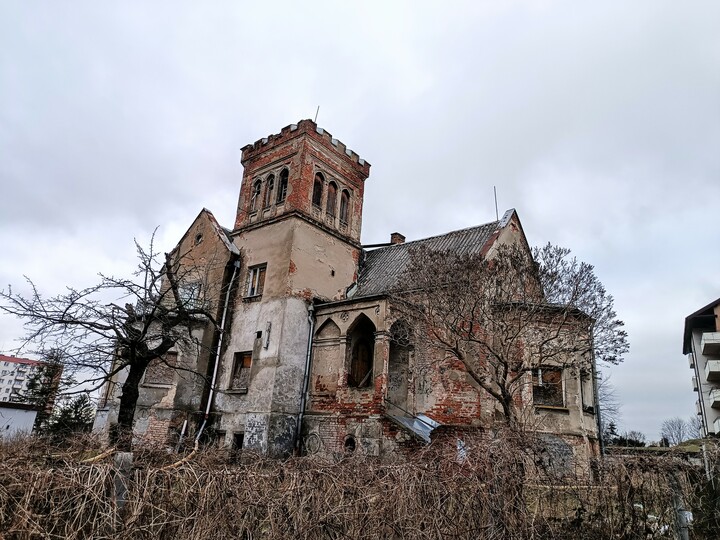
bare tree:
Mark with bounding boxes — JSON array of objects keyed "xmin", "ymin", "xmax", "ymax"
[
  {"xmin": 1, "ymin": 236, "xmax": 234, "ymax": 448},
  {"xmin": 596, "ymin": 371, "xmax": 622, "ymax": 440},
  {"xmin": 687, "ymin": 414, "xmax": 704, "ymax": 440},
  {"xmin": 661, "ymin": 417, "xmax": 690, "ymax": 446},
  {"xmin": 391, "ymin": 242, "xmax": 628, "ymax": 425}
]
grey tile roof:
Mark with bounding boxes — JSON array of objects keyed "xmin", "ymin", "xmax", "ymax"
[{"xmin": 354, "ymin": 220, "xmax": 500, "ymax": 298}]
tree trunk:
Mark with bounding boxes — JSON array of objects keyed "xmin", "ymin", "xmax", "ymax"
[{"xmin": 115, "ymin": 362, "xmax": 146, "ymax": 451}]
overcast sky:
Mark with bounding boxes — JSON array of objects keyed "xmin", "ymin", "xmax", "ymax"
[{"xmin": 1, "ymin": 1, "xmax": 718, "ymax": 441}]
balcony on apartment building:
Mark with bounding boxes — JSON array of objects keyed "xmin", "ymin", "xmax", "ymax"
[
  {"xmin": 693, "ymin": 376, "xmax": 698, "ymax": 391},
  {"xmin": 705, "ymin": 360, "xmax": 720, "ymax": 382},
  {"xmin": 702, "ymin": 332, "xmax": 720, "ymax": 356}
]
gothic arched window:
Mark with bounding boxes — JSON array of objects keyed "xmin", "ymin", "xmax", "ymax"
[
  {"xmin": 312, "ymin": 173, "xmax": 324, "ymax": 208},
  {"xmin": 326, "ymin": 182, "xmax": 338, "ymax": 217},
  {"xmin": 264, "ymin": 174, "xmax": 275, "ymax": 208},
  {"xmin": 276, "ymin": 168, "xmax": 288, "ymax": 204},
  {"xmin": 250, "ymin": 180, "xmax": 262, "ymax": 212},
  {"xmin": 339, "ymin": 190, "xmax": 350, "ymax": 224},
  {"xmin": 348, "ymin": 315, "xmax": 375, "ymax": 388}
]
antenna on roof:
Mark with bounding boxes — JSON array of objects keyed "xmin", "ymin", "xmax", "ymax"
[
  {"xmin": 314, "ymin": 106, "xmax": 320, "ymax": 123},
  {"xmin": 493, "ymin": 186, "xmax": 499, "ymax": 221}
]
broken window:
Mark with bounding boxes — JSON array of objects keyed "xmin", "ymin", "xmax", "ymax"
[
  {"xmin": 533, "ymin": 367, "xmax": 564, "ymax": 407},
  {"xmin": 246, "ymin": 264, "xmax": 266, "ymax": 297},
  {"xmin": 143, "ymin": 352, "xmax": 177, "ymax": 386},
  {"xmin": 348, "ymin": 315, "xmax": 375, "ymax": 388},
  {"xmin": 276, "ymin": 168, "xmax": 288, "ymax": 204},
  {"xmin": 339, "ymin": 190, "xmax": 350, "ymax": 224},
  {"xmin": 263, "ymin": 174, "xmax": 275, "ymax": 207},
  {"xmin": 250, "ymin": 179, "xmax": 262, "ymax": 212},
  {"xmin": 326, "ymin": 181, "xmax": 337, "ymax": 216},
  {"xmin": 230, "ymin": 351, "xmax": 252, "ymax": 391},
  {"xmin": 178, "ymin": 282, "xmax": 202, "ymax": 309},
  {"xmin": 312, "ymin": 173, "xmax": 324, "ymax": 208}
]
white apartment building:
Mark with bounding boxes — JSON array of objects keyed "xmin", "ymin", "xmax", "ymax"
[
  {"xmin": 0, "ymin": 355, "xmax": 42, "ymax": 403},
  {"xmin": 684, "ymin": 298, "xmax": 720, "ymax": 435}
]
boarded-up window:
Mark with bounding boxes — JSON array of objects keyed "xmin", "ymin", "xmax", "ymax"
[
  {"xmin": 533, "ymin": 367, "xmax": 564, "ymax": 407},
  {"xmin": 339, "ymin": 190, "xmax": 350, "ymax": 224},
  {"xmin": 231, "ymin": 351, "xmax": 252, "ymax": 391},
  {"xmin": 246, "ymin": 265, "xmax": 266, "ymax": 297},
  {"xmin": 144, "ymin": 352, "xmax": 177, "ymax": 386}
]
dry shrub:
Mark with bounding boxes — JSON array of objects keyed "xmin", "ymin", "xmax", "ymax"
[{"xmin": 0, "ymin": 434, "xmax": 705, "ymax": 539}]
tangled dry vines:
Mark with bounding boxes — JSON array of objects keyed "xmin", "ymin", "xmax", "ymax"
[{"xmin": 0, "ymin": 435, "xmax": 713, "ymax": 539}]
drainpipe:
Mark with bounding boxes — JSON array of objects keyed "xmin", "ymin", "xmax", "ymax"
[
  {"xmin": 194, "ymin": 259, "xmax": 241, "ymax": 446},
  {"xmin": 590, "ymin": 332, "xmax": 605, "ymax": 457},
  {"xmin": 295, "ymin": 302, "xmax": 315, "ymax": 454}
]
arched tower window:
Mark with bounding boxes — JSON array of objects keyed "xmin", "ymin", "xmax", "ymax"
[
  {"xmin": 326, "ymin": 182, "xmax": 338, "ymax": 217},
  {"xmin": 276, "ymin": 168, "xmax": 288, "ymax": 204},
  {"xmin": 348, "ymin": 314, "xmax": 375, "ymax": 388},
  {"xmin": 250, "ymin": 179, "xmax": 262, "ymax": 212},
  {"xmin": 388, "ymin": 320, "xmax": 412, "ymax": 411},
  {"xmin": 339, "ymin": 190, "xmax": 350, "ymax": 224},
  {"xmin": 263, "ymin": 174, "xmax": 275, "ymax": 208},
  {"xmin": 312, "ymin": 173, "xmax": 324, "ymax": 208}
]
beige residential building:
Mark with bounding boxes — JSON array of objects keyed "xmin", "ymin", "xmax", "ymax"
[{"xmin": 684, "ymin": 297, "xmax": 720, "ymax": 435}]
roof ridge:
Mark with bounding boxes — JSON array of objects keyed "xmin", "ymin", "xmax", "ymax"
[{"xmin": 366, "ymin": 219, "xmax": 500, "ymax": 254}]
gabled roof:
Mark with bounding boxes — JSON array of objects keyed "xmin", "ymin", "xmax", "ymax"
[
  {"xmin": 172, "ymin": 208, "xmax": 239, "ymax": 257},
  {"xmin": 353, "ymin": 209, "xmax": 518, "ymax": 298},
  {"xmin": 683, "ymin": 297, "xmax": 720, "ymax": 354}
]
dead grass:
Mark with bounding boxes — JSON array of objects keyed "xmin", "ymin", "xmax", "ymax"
[{"xmin": 0, "ymin": 434, "xmax": 707, "ymax": 539}]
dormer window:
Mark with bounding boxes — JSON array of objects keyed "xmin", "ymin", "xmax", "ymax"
[
  {"xmin": 276, "ymin": 168, "xmax": 288, "ymax": 204},
  {"xmin": 339, "ymin": 190, "xmax": 350, "ymax": 224},
  {"xmin": 326, "ymin": 181, "xmax": 337, "ymax": 217},
  {"xmin": 250, "ymin": 180, "xmax": 262, "ymax": 212},
  {"xmin": 264, "ymin": 174, "xmax": 275, "ymax": 208},
  {"xmin": 312, "ymin": 173, "xmax": 324, "ymax": 208}
]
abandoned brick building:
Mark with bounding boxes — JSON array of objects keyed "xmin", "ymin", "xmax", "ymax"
[{"xmin": 94, "ymin": 120, "xmax": 600, "ymax": 464}]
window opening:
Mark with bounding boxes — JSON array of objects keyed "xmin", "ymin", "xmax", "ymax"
[
  {"xmin": 264, "ymin": 174, "xmax": 275, "ymax": 208},
  {"xmin": 339, "ymin": 190, "xmax": 350, "ymax": 224},
  {"xmin": 276, "ymin": 168, "xmax": 288, "ymax": 204},
  {"xmin": 178, "ymin": 282, "xmax": 202, "ymax": 309},
  {"xmin": 533, "ymin": 367, "xmax": 564, "ymax": 407},
  {"xmin": 312, "ymin": 173, "xmax": 324, "ymax": 208},
  {"xmin": 344, "ymin": 436, "xmax": 356, "ymax": 453},
  {"xmin": 231, "ymin": 351, "xmax": 252, "ymax": 391},
  {"xmin": 250, "ymin": 180, "xmax": 262, "ymax": 212},
  {"xmin": 143, "ymin": 352, "xmax": 178, "ymax": 386},
  {"xmin": 194, "ymin": 232, "xmax": 203, "ymax": 245},
  {"xmin": 246, "ymin": 265, "xmax": 266, "ymax": 297},
  {"xmin": 348, "ymin": 315, "xmax": 375, "ymax": 388},
  {"xmin": 326, "ymin": 181, "xmax": 337, "ymax": 217}
]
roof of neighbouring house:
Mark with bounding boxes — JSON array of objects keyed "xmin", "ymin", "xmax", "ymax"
[
  {"xmin": 683, "ymin": 297, "xmax": 720, "ymax": 354},
  {"xmin": 353, "ymin": 209, "xmax": 518, "ymax": 298},
  {"xmin": 0, "ymin": 354, "xmax": 41, "ymax": 366}
]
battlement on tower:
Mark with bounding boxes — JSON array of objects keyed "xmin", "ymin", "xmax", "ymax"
[{"xmin": 241, "ymin": 119, "xmax": 371, "ymax": 178}]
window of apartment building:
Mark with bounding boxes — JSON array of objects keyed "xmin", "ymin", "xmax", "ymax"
[
  {"xmin": 246, "ymin": 265, "xmax": 266, "ymax": 297},
  {"xmin": 339, "ymin": 190, "xmax": 350, "ymax": 224},
  {"xmin": 312, "ymin": 173, "xmax": 324, "ymax": 208},
  {"xmin": 326, "ymin": 181, "xmax": 337, "ymax": 217},
  {"xmin": 532, "ymin": 367, "xmax": 564, "ymax": 407},
  {"xmin": 276, "ymin": 168, "xmax": 289, "ymax": 204},
  {"xmin": 230, "ymin": 351, "xmax": 252, "ymax": 391},
  {"xmin": 250, "ymin": 179, "xmax": 262, "ymax": 212},
  {"xmin": 143, "ymin": 352, "xmax": 178, "ymax": 386},
  {"xmin": 264, "ymin": 174, "xmax": 275, "ymax": 208}
]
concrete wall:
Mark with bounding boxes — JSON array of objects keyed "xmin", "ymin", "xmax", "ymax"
[{"xmin": 0, "ymin": 405, "xmax": 37, "ymax": 438}]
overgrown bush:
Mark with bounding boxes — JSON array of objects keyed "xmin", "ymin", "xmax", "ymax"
[{"xmin": 0, "ymin": 434, "xmax": 707, "ymax": 539}]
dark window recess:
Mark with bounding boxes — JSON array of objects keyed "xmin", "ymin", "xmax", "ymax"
[
  {"xmin": 246, "ymin": 265, "xmax": 266, "ymax": 297},
  {"xmin": 231, "ymin": 351, "xmax": 252, "ymax": 391},
  {"xmin": 276, "ymin": 168, "xmax": 288, "ymax": 204},
  {"xmin": 339, "ymin": 190, "xmax": 350, "ymax": 224},
  {"xmin": 326, "ymin": 181, "xmax": 337, "ymax": 216},
  {"xmin": 312, "ymin": 173, "xmax": 324, "ymax": 207},
  {"xmin": 144, "ymin": 352, "xmax": 177, "ymax": 386},
  {"xmin": 264, "ymin": 174, "xmax": 275, "ymax": 207},
  {"xmin": 250, "ymin": 180, "xmax": 262, "ymax": 212},
  {"xmin": 344, "ymin": 436, "xmax": 356, "ymax": 453},
  {"xmin": 533, "ymin": 367, "xmax": 564, "ymax": 407},
  {"xmin": 348, "ymin": 316, "xmax": 375, "ymax": 388}
]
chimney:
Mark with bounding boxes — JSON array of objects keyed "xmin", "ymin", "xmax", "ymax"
[{"xmin": 390, "ymin": 232, "xmax": 405, "ymax": 245}]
